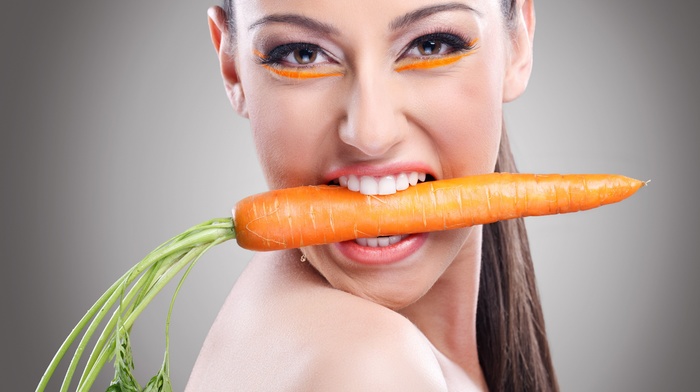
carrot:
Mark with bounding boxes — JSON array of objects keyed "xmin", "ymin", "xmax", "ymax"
[
  {"xmin": 234, "ymin": 173, "xmax": 645, "ymax": 251},
  {"xmin": 38, "ymin": 172, "xmax": 644, "ymax": 391}
]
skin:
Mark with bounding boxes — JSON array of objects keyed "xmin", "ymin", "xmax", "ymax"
[{"xmin": 189, "ymin": 0, "xmax": 535, "ymax": 390}]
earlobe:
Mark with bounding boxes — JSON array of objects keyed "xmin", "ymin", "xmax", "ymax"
[
  {"xmin": 207, "ymin": 6, "xmax": 248, "ymax": 118},
  {"xmin": 503, "ymin": 0, "xmax": 536, "ymax": 103}
]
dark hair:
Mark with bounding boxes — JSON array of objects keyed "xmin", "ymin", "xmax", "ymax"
[
  {"xmin": 220, "ymin": 1, "xmax": 559, "ymax": 391},
  {"xmin": 479, "ymin": 123, "xmax": 559, "ymax": 391}
]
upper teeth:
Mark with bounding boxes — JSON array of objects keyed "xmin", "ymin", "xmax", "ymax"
[{"xmin": 337, "ymin": 172, "xmax": 427, "ymax": 195}]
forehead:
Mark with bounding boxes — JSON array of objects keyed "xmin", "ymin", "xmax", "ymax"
[{"xmin": 234, "ymin": 0, "xmax": 501, "ymax": 34}]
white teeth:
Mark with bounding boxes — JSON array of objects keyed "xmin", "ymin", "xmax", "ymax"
[
  {"xmin": 396, "ymin": 173, "xmax": 409, "ymax": 191},
  {"xmin": 378, "ymin": 176, "xmax": 397, "ymax": 195},
  {"xmin": 360, "ymin": 176, "xmax": 378, "ymax": 195},
  {"xmin": 355, "ymin": 235, "xmax": 406, "ymax": 247},
  {"xmin": 408, "ymin": 172, "xmax": 419, "ymax": 186},
  {"xmin": 389, "ymin": 235, "xmax": 403, "ymax": 245},
  {"xmin": 338, "ymin": 172, "xmax": 428, "ymax": 196},
  {"xmin": 347, "ymin": 175, "xmax": 360, "ymax": 191},
  {"xmin": 377, "ymin": 237, "xmax": 390, "ymax": 246}
]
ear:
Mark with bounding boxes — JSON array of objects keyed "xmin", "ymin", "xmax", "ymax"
[
  {"xmin": 208, "ymin": 6, "xmax": 248, "ymax": 117},
  {"xmin": 502, "ymin": 0, "xmax": 536, "ymax": 103}
]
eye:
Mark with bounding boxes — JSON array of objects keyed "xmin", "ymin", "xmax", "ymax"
[
  {"xmin": 293, "ymin": 47, "xmax": 318, "ymax": 64},
  {"xmin": 416, "ymin": 39, "xmax": 444, "ymax": 56},
  {"xmin": 403, "ymin": 32, "xmax": 473, "ymax": 59},
  {"xmin": 259, "ymin": 43, "xmax": 332, "ymax": 67}
]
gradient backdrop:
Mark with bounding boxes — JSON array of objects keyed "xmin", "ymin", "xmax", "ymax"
[{"xmin": 3, "ymin": 0, "xmax": 699, "ymax": 390}]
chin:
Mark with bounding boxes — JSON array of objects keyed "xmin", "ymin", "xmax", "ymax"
[{"xmin": 341, "ymin": 276, "xmax": 433, "ymax": 311}]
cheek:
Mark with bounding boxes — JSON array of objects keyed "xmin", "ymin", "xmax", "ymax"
[
  {"xmin": 435, "ymin": 81, "xmax": 502, "ymax": 173},
  {"xmin": 407, "ymin": 55, "xmax": 505, "ymax": 176},
  {"xmin": 245, "ymin": 83, "xmax": 337, "ymax": 189}
]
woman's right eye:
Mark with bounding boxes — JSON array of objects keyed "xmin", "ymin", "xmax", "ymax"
[{"xmin": 259, "ymin": 43, "xmax": 331, "ymax": 67}]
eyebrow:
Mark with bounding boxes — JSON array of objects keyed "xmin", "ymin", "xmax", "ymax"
[
  {"xmin": 248, "ymin": 2, "xmax": 480, "ymax": 35},
  {"xmin": 248, "ymin": 14, "xmax": 339, "ymax": 35},
  {"xmin": 389, "ymin": 3, "xmax": 482, "ymax": 31}
]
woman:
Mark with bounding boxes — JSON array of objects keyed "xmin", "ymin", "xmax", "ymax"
[{"xmin": 188, "ymin": 0, "xmax": 556, "ymax": 390}]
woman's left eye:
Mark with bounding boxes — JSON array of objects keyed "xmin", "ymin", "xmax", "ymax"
[{"xmin": 403, "ymin": 32, "xmax": 472, "ymax": 58}]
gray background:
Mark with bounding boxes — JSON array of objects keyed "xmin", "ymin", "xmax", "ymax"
[{"xmin": 2, "ymin": 0, "xmax": 698, "ymax": 390}]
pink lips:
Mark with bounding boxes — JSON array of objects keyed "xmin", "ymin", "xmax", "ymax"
[{"xmin": 335, "ymin": 233, "xmax": 428, "ymax": 265}]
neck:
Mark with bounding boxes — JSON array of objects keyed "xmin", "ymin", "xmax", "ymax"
[{"xmin": 399, "ymin": 226, "xmax": 484, "ymax": 378}]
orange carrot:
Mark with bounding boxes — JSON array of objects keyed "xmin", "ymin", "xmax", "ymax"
[
  {"xmin": 37, "ymin": 172, "xmax": 645, "ymax": 390},
  {"xmin": 233, "ymin": 173, "xmax": 645, "ymax": 251}
]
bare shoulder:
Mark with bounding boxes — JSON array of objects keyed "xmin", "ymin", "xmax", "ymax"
[
  {"xmin": 299, "ymin": 314, "xmax": 448, "ymax": 392},
  {"xmin": 186, "ymin": 251, "xmax": 446, "ymax": 392}
]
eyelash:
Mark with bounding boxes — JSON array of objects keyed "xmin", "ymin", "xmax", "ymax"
[
  {"xmin": 402, "ymin": 31, "xmax": 476, "ymax": 58},
  {"xmin": 257, "ymin": 43, "xmax": 328, "ymax": 67},
  {"xmin": 256, "ymin": 31, "xmax": 477, "ymax": 71}
]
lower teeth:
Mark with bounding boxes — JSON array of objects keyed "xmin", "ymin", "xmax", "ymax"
[{"xmin": 355, "ymin": 235, "xmax": 406, "ymax": 247}]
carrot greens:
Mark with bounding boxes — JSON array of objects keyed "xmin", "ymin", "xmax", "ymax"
[{"xmin": 36, "ymin": 218, "xmax": 235, "ymax": 392}]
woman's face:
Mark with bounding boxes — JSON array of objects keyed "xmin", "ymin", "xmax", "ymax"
[{"xmin": 221, "ymin": 0, "xmax": 531, "ymax": 309}]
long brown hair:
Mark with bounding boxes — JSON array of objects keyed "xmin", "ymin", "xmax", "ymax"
[
  {"xmin": 221, "ymin": 1, "xmax": 559, "ymax": 390},
  {"xmin": 480, "ymin": 124, "xmax": 559, "ymax": 391}
]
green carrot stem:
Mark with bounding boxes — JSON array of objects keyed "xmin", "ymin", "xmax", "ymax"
[
  {"xmin": 35, "ymin": 268, "xmax": 129, "ymax": 392},
  {"xmin": 77, "ymin": 227, "xmax": 234, "ymax": 391},
  {"xmin": 74, "ymin": 249, "xmax": 188, "ymax": 390},
  {"xmin": 77, "ymin": 247, "xmax": 206, "ymax": 392},
  {"xmin": 36, "ymin": 218, "xmax": 235, "ymax": 392},
  {"xmin": 76, "ymin": 222, "xmax": 233, "ymax": 389},
  {"xmin": 165, "ymin": 237, "xmax": 227, "ymax": 359}
]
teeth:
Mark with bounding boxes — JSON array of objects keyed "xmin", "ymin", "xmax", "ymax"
[
  {"xmin": 360, "ymin": 176, "xmax": 378, "ymax": 195},
  {"xmin": 396, "ymin": 173, "xmax": 409, "ymax": 191},
  {"xmin": 355, "ymin": 235, "xmax": 406, "ymax": 247},
  {"xmin": 408, "ymin": 172, "xmax": 419, "ymax": 186},
  {"xmin": 337, "ymin": 172, "xmax": 428, "ymax": 196},
  {"xmin": 347, "ymin": 175, "xmax": 360, "ymax": 191},
  {"xmin": 378, "ymin": 176, "xmax": 396, "ymax": 195}
]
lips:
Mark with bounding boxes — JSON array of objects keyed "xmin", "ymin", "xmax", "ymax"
[{"xmin": 335, "ymin": 233, "xmax": 428, "ymax": 265}]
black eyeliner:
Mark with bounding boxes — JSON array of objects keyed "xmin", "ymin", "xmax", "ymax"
[{"xmin": 410, "ymin": 32, "xmax": 476, "ymax": 55}]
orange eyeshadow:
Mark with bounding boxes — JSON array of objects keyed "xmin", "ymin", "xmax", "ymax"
[{"xmin": 260, "ymin": 64, "xmax": 344, "ymax": 79}]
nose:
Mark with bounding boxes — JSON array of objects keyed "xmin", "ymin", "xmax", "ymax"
[{"xmin": 338, "ymin": 70, "xmax": 405, "ymax": 157}]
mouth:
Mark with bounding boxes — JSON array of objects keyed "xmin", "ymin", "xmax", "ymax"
[{"xmin": 329, "ymin": 171, "xmax": 435, "ymax": 250}]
